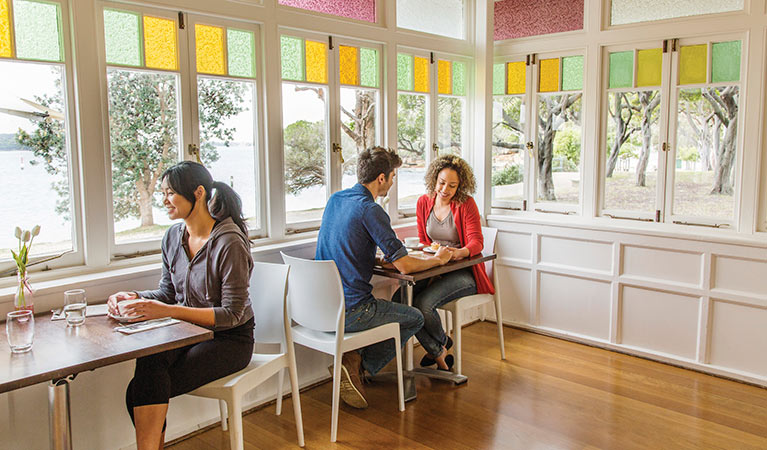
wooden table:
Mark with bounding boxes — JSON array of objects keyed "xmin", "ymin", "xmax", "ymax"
[
  {"xmin": 373, "ymin": 252, "xmax": 496, "ymax": 400},
  {"xmin": 0, "ymin": 312, "xmax": 213, "ymax": 450}
]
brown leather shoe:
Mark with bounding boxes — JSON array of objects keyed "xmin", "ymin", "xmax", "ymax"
[{"xmin": 328, "ymin": 351, "xmax": 368, "ymax": 409}]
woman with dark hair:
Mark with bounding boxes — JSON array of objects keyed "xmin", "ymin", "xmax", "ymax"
[
  {"xmin": 107, "ymin": 161, "xmax": 254, "ymax": 449},
  {"xmin": 393, "ymin": 155, "xmax": 494, "ymax": 371}
]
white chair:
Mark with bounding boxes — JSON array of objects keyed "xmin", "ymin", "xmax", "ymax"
[
  {"xmin": 281, "ymin": 252, "xmax": 405, "ymax": 443},
  {"xmin": 439, "ymin": 226, "xmax": 506, "ymax": 375},
  {"xmin": 188, "ymin": 262, "xmax": 305, "ymax": 449}
]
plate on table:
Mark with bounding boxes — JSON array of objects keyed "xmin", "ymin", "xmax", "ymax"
[
  {"xmin": 108, "ymin": 311, "xmax": 145, "ymax": 323},
  {"xmin": 406, "ymin": 243, "xmax": 425, "ymax": 250},
  {"xmin": 422, "ymin": 246, "xmax": 438, "ymax": 254}
]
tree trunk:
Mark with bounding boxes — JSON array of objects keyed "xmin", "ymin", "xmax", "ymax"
[
  {"xmin": 635, "ymin": 92, "xmax": 659, "ymax": 187},
  {"xmin": 136, "ymin": 180, "xmax": 155, "ymax": 227},
  {"xmin": 606, "ymin": 93, "xmax": 632, "ymax": 178},
  {"xmin": 538, "ymin": 116, "xmax": 556, "ymax": 201},
  {"xmin": 711, "ymin": 115, "xmax": 737, "ymax": 194}
]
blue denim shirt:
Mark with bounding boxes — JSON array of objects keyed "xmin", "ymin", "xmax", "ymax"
[{"xmin": 316, "ymin": 183, "xmax": 408, "ymax": 310}]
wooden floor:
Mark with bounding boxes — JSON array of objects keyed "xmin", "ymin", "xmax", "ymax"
[{"xmin": 169, "ymin": 322, "xmax": 767, "ymax": 449}]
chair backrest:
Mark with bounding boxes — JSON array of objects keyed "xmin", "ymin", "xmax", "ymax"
[
  {"xmin": 281, "ymin": 252, "xmax": 345, "ymax": 333},
  {"xmin": 480, "ymin": 226, "xmax": 498, "ymax": 280},
  {"xmin": 250, "ymin": 261, "xmax": 290, "ymax": 345}
]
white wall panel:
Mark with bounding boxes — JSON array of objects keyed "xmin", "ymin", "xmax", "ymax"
[
  {"xmin": 497, "ymin": 266, "xmax": 531, "ymax": 323},
  {"xmin": 497, "ymin": 231, "xmax": 532, "ymax": 263},
  {"xmin": 539, "ymin": 235, "xmax": 612, "ymax": 274},
  {"xmin": 539, "ymin": 272, "xmax": 611, "ymax": 339},
  {"xmin": 712, "ymin": 255, "xmax": 767, "ymax": 297},
  {"xmin": 620, "ymin": 286, "xmax": 700, "ymax": 359},
  {"xmin": 709, "ymin": 300, "xmax": 767, "ymax": 376},
  {"xmin": 623, "ymin": 245, "xmax": 703, "ymax": 287}
]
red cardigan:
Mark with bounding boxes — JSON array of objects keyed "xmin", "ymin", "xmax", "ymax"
[{"xmin": 416, "ymin": 195, "xmax": 494, "ymax": 295}]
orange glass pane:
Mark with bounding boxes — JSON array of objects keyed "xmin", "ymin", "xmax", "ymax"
[
  {"xmin": 195, "ymin": 24, "xmax": 225, "ymax": 75},
  {"xmin": 144, "ymin": 16, "xmax": 177, "ymax": 70},
  {"xmin": 437, "ymin": 60, "xmax": 451, "ymax": 95},
  {"xmin": 679, "ymin": 44, "xmax": 707, "ymax": 85},
  {"xmin": 339, "ymin": 45, "xmax": 358, "ymax": 85},
  {"xmin": 0, "ymin": 0, "xmax": 11, "ymax": 58},
  {"xmin": 305, "ymin": 39, "xmax": 327, "ymax": 84},
  {"xmin": 507, "ymin": 61, "xmax": 526, "ymax": 94},
  {"xmin": 539, "ymin": 58, "xmax": 559, "ymax": 92},
  {"xmin": 414, "ymin": 56, "xmax": 429, "ymax": 93}
]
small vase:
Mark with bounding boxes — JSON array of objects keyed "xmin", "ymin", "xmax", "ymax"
[{"xmin": 14, "ymin": 272, "xmax": 34, "ymax": 314}]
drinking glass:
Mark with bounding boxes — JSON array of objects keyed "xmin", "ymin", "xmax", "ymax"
[
  {"xmin": 6, "ymin": 310, "xmax": 34, "ymax": 353},
  {"xmin": 64, "ymin": 289, "xmax": 87, "ymax": 327}
]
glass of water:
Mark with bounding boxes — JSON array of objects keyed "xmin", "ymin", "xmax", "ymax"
[
  {"xmin": 7, "ymin": 310, "xmax": 34, "ymax": 353},
  {"xmin": 64, "ymin": 289, "xmax": 87, "ymax": 327}
]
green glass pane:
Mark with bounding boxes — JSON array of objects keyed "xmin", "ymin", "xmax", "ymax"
[
  {"xmin": 712, "ymin": 41, "xmax": 740, "ymax": 83},
  {"xmin": 360, "ymin": 47, "xmax": 378, "ymax": 87},
  {"xmin": 561, "ymin": 55, "xmax": 583, "ymax": 91},
  {"xmin": 227, "ymin": 28, "xmax": 255, "ymax": 78},
  {"xmin": 103, "ymin": 9, "xmax": 141, "ymax": 66},
  {"xmin": 452, "ymin": 61, "xmax": 465, "ymax": 96},
  {"xmin": 280, "ymin": 35, "xmax": 304, "ymax": 81},
  {"xmin": 397, "ymin": 53, "xmax": 413, "ymax": 91},
  {"xmin": 609, "ymin": 51, "xmax": 633, "ymax": 88},
  {"xmin": 493, "ymin": 63, "xmax": 505, "ymax": 95},
  {"xmin": 14, "ymin": 0, "xmax": 62, "ymax": 61}
]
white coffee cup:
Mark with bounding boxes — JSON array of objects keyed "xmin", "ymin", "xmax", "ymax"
[
  {"xmin": 117, "ymin": 298, "xmax": 144, "ymax": 317},
  {"xmin": 404, "ymin": 237, "xmax": 420, "ymax": 248}
]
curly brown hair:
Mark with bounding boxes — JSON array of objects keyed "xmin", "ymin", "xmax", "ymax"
[{"xmin": 424, "ymin": 155, "xmax": 476, "ymax": 204}]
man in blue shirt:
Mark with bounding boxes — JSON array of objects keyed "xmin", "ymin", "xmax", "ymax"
[{"xmin": 316, "ymin": 146, "xmax": 452, "ymax": 408}]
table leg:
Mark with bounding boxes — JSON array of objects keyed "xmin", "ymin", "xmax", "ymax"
[{"xmin": 49, "ymin": 375, "xmax": 75, "ymax": 450}]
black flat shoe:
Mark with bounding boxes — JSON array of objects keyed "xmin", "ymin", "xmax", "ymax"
[
  {"xmin": 437, "ymin": 354, "xmax": 454, "ymax": 372},
  {"xmin": 419, "ymin": 337, "xmax": 453, "ymax": 367}
]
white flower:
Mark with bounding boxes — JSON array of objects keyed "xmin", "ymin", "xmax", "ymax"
[
  {"xmin": 31, "ymin": 225, "xmax": 41, "ymax": 237},
  {"xmin": 22, "ymin": 231, "xmax": 31, "ymax": 242},
  {"xmin": 14, "ymin": 227, "xmax": 21, "ymax": 239}
]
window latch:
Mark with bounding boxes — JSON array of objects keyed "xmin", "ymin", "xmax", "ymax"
[
  {"xmin": 188, "ymin": 143, "xmax": 201, "ymax": 164},
  {"xmin": 332, "ymin": 142, "xmax": 344, "ymax": 164},
  {"xmin": 432, "ymin": 143, "xmax": 439, "ymax": 155}
]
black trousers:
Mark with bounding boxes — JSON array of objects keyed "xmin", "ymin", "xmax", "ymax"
[{"xmin": 125, "ymin": 317, "xmax": 254, "ymax": 427}]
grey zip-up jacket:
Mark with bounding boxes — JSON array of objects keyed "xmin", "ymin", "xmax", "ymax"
[{"xmin": 136, "ymin": 217, "xmax": 254, "ymax": 331}]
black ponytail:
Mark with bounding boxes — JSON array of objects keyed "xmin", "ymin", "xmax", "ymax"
[{"xmin": 161, "ymin": 161, "xmax": 248, "ymax": 236}]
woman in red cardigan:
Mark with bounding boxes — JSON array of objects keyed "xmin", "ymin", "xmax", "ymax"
[{"xmin": 393, "ymin": 155, "xmax": 494, "ymax": 371}]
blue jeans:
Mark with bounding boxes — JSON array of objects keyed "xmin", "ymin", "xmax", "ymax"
[
  {"xmin": 345, "ymin": 299, "xmax": 424, "ymax": 375},
  {"xmin": 392, "ymin": 269, "xmax": 477, "ymax": 357}
]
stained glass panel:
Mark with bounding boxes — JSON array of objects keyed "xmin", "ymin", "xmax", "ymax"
[
  {"xmin": 360, "ymin": 47, "xmax": 378, "ymax": 87},
  {"xmin": 1, "ymin": 0, "xmax": 13, "ymax": 58},
  {"xmin": 339, "ymin": 45, "xmax": 358, "ymax": 85},
  {"xmin": 280, "ymin": 35, "xmax": 304, "ymax": 81},
  {"xmin": 452, "ymin": 61, "xmax": 465, "ymax": 96},
  {"xmin": 14, "ymin": 0, "xmax": 62, "ymax": 62},
  {"xmin": 143, "ymin": 16, "xmax": 177, "ymax": 71},
  {"xmin": 609, "ymin": 51, "xmax": 633, "ymax": 88},
  {"xmin": 227, "ymin": 29, "xmax": 255, "ymax": 78},
  {"xmin": 414, "ymin": 56, "xmax": 429, "ymax": 93},
  {"xmin": 495, "ymin": 0, "xmax": 584, "ymax": 40},
  {"xmin": 103, "ymin": 9, "xmax": 141, "ymax": 67},
  {"xmin": 278, "ymin": 0, "xmax": 376, "ymax": 23},
  {"xmin": 493, "ymin": 63, "xmax": 505, "ymax": 95},
  {"xmin": 712, "ymin": 41, "xmax": 740, "ymax": 83},
  {"xmin": 636, "ymin": 48, "xmax": 662, "ymax": 87},
  {"xmin": 305, "ymin": 39, "xmax": 327, "ymax": 84},
  {"xmin": 398, "ymin": 0, "xmax": 463, "ymax": 39},
  {"xmin": 679, "ymin": 44, "xmax": 707, "ymax": 85},
  {"xmin": 438, "ymin": 60, "xmax": 451, "ymax": 95},
  {"xmin": 610, "ymin": 0, "xmax": 743, "ymax": 26},
  {"xmin": 397, "ymin": 53, "xmax": 413, "ymax": 91},
  {"xmin": 507, "ymin": 61, "xmax": 525, "ymax": 95},
  {"xmin": 195, "ymin": 24, "xmax": 225, "ymax": 75},
  {"xmin": 561, "ymin": 55, "xmax": 583, "ymax": 91},
  {"xmin": 539, "ymin": 58, "xmax": 559, "ymax": 92}
]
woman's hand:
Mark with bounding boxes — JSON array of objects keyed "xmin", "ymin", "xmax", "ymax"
[
  {"xmin": 446, "ymin": 247, "xmax": 470, "ymax": 261},
  {"xmin": 121, "ymin": 299, "xmax": 173, "ymax": 322},
  {"xmin": 107, "ymin": 291, "xmax": 137, "ymax": 315}
]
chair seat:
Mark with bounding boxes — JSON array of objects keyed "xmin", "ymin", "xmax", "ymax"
[
  {"xmin": 292, "ymin": 322, "xmax": 401, "ymax": 355},
  {"xmin": 190, "ymin": 353, "xmax": 286, "ymax": 397},
  {"xmin": 440, "ymin": 293, "xmax": 493, "ymax": 312}
]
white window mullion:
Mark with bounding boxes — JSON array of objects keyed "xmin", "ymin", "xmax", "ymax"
[{"xmin": 180, "ymin": 13, "xmax": 197, "ymax": 163}]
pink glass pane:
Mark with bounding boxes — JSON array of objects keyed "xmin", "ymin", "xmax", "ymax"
[
  {"xmin": 494, "ymin": 0, "xmax": 583, "ymax": 41},
  {"xmin": 278, "ymin": 0, "xmax": 375, "ymax": 23}
]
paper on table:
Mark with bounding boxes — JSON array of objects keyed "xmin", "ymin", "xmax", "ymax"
[
  {"xmin": 115, "ymin": 317, "xmax": 180, "ymax": 334},
  {"xmin": 51, "ymin": 303, "xmax": 109, "ymax": 321}
]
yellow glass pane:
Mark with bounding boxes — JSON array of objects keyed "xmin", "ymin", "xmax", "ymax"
[
  {"xmin": 437, "ymin": 60, "xmax": 451, "ymax": 95},
  {"xmin": 414, "ymin": 56, "xmax": 429, "ymax": 93},
  {"xmin": 679, "ymin": 44, "xmax": 707, "ymax": 85},
  {"xmin": 0, "ymin": 0, "xmax": 11, "ymax": 58},
  {"xmin": 144, "ymin": 16, "xmax": 177, "ymax": 70},
  {"xmin": 507, "ymin": 61, "xmax": 526, "ymax": 95},
  {"xmin": 539, "ymin": 58, "xmax": 559, "ymax": 92},
  {"xmin": 305, "ymin": 39, "xmax": 327, "ymax": 84},
  {"xmin": 195, "ymin": 24, "xmax": 225, "ymax": 75},
  {"xmin": 339, "ymin": 45, "xmax": 358, "ymax": 85},
  {"xmin": 636, "ymin": 48, "xmax": 662, "ymax": 87}
]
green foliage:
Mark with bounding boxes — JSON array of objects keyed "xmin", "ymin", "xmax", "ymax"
[
  {"xmin": 553, "ymin": 126, "xmax": 581, "ymax": 171},
  {"xmin": 284, "ymin": 120, "xmax": 326, "ymax": 195},
  {"xmin": 677, "ymin": 146, "xmax": 700, "ymax": 162},
  {"xmin": 492, "ymin": 164, "xmax": 522, "ymax": 187},
  {"xmin": 197, "ymin": 78, "xmax": 246, "ymax": 163},
  {"xmin": 397, "ymin": 93, "xmax": 426, "ymax": 158}
]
